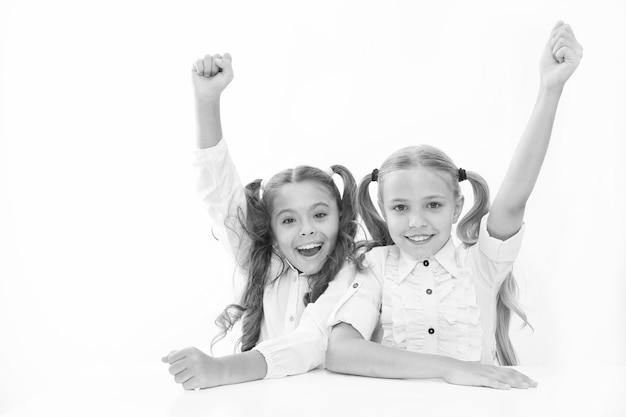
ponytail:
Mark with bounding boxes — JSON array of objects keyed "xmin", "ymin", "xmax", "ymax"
[
  {"xmin": 211, "ymin": 178, "xmax": 281, "ymax": 353},
  {"xmin": 456, "ymin": 171, "xmax": 490, "ymax": 244},
  {"xmin": 455, "ymin": 171, "xmax": 531, "ymax": 366},
  {"xmin": 494, "ymin": 271, "xmax": 532, "ymax": 365},
  {"xmin": 355, "ymin": 173, "xmax": 393, "ymax": 269}
]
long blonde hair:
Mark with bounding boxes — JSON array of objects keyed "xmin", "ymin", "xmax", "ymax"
[{"xmin": 357, "ymin": 145, "xmax": 530, "ymax": 366}]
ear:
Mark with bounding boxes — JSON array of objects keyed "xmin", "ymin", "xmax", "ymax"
[{"xmin": 452, "ymin": 195, "xmax": 464, "ymax": 224}]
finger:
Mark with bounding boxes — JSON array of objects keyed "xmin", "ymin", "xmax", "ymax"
[
  {"xmin": 214, "ymin": 52, "xmax": 230, "ymax": 69},
  {"xmin": 214, "ymin": 52, "xmax": 234, "ymax": 79},
  {"xmin": 162, "ymin": 350, "xmax": 177, "ymax": 363},
  {"xmin": 498, "ymin": 369, "xmax": 535, "ymax": 388},
  {"xmin": 552, "ymin": 39, "xmax": 569, "ymax": 58},
  {"xmin": 174, "ymin": 369, "xmax": 194, "ymax": 384},
  {"xmin": 553, "ymin": 23, "xmax": 575, "ymax": 40},
  {"xmin": 183, "ymin": 377, "xmax": 201, "ymax": 390},
  {"xmin": 552, "ymin": 37, "xmax": 565, "ymax": 54},
  {"xmin": 203, "ymin": 55, "xmax": 213, "ymax": 78},
  {"xmin": 195, "ymin": 59, "xmax": 204, "ymax": 76},
  {"xmin": 485, "ymin": 378, "xmax": 511, "ymax": 390},
  {"xmin": 554, "ymin": 46, "xmax": 568, "ymax": 63},
  {"xmin": 550, "ymin": 29, "xmax": 576, "ymax": 49},
  {"xmin": 166, "ymin": 349, "xmax": 187, "ymax": 364},
  {"xmin": 168, "ymin": 361, "xmax": 187, "ymax": 376},
  {"xmin": 213, "ymin": 53, "xmax": 223, "ymax": 68},
  {"xmin": 551, "ymin": 20, "xmax": 565, "ymax": 37},
  {"xmin": 210, "ymin": 53, "xmax": 220, "ymax": 76},
  {"xmin": 551, "ymin": 33, "xmax": 576, "ymax": 55},
  {"xmin": 563, "ymin": 24, "xmax": 578, "ymax": 42}
]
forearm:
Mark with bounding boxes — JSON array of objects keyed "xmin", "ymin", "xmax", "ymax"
[
  {"xmin": 497, "ymin": 86, "xmax": 561, "ymax": 207},
  {"xmin": 490, "ymin": 87, "xmax": 562, "ymax": 237},
  {"xmin": 326, "ymin": 331, "xmax": 454, "ymax": 380},
  {"xmin": 195, "ymin": 98, "xmax": 223, "ymax": 149},
  {"xmin": 217, "ymin": 350, "xmax": 267, "ymax": 385}
]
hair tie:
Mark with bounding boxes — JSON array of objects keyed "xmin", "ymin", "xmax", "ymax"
[
  {"xmin": 371, "ymin": 168, "xmax": 379, "ymax": 182},
  {"xmin": 458, "ymin": 168, "xmax": 467, "ymax": 182}
]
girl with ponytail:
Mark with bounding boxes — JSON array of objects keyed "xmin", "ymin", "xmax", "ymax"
[
  {"xmin": 327, "ymin": 22, "xmax": 582, "ymax": 389},
  {"xmin": 163, "ymin": 53, "xmax": 358, "ymax": 389}
]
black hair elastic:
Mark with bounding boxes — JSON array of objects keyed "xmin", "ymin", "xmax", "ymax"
[
  {"xmin": 458, "ymin": 168, "xmax": 467, "ymax": 182},
  {"xmin": 371, "ymin": 168, "xmax": 379, "ymax": 182}
]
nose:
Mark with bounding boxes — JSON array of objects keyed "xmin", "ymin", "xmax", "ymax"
[
  {"xmin": 299, "ymin": 219, "xmax": 316, "ymax": 236},
  {"xmin": 408, "ymin": 210, "xmax": 428, "ymax": 228}
]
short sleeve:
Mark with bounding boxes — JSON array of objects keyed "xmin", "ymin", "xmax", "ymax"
[
  {"xmin": 194, "ymin": 140, "xmax": 249, "ymax": 265},
  {"xmin": 328, "ymin": 252, "xmax": 384, "ymax": 341},
  {"xmin": 477, "ymin": 214, "xmax": 525, "ymax": 263},
  {"xmin": 253, "ymin": 263, "xmax": 357, "ymax": 378},
  {"xmin": 468, "ymin": 214, "xmax": 525, "ymax": 288}
]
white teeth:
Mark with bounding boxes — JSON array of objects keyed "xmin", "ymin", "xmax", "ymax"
[
  {"xmin": 297, "ymin": 243, "xmax": 322, "ymax": 250},
  {"xmin": 407, "ymin": 235, "xmax": 431, "ymax": 242}
]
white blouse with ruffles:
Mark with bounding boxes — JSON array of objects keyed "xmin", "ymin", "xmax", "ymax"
[
  {"xmin": 195, "ymin": 139, "xmax": 356, "ymax": 378},
  {"xmin": 329, "ymin": 216, "xmax": 524, "ymax": 364}
]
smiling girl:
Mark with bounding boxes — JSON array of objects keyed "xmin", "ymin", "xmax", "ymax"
[
  {"xmin": 162, "ymin": 53, "xmax": 359, "ymax": 389},
  {"xmin": 326, "ymin": 21, "xmax": 583, "ymax": 389}
]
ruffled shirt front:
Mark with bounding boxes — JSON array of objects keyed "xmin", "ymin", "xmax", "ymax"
[
  {"xmin": 195, "ymin": 139, "xmax": 356, "ymax": 378},
  {"xmin": 329, "ymin": 217, "xmax": 524, "ymax": 364}
]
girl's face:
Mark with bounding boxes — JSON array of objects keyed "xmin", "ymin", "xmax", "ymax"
[
  {"xmin": 270, "ymin": 181, "xmax": 340, "ymax": 275},
  {"xmin": 380, "ymin": 168, "xmax": 463, "ymax": 260}
]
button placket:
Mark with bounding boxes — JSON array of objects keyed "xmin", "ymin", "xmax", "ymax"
[
  {"xmin": 284, "ymin": 271, "xmax": 300, "ymax": 331},
  {"xmin": 422, "ymin": 266, "xmax": 437, "ymax": 352}
]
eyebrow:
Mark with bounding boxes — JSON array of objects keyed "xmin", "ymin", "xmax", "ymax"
[
  {"xmin": 388, "ymin": 195, "xmax": 447, "ymax": 203},
  {"xmin": 275, "ymin": 202, "xmax": 331, "ymax": 218}
]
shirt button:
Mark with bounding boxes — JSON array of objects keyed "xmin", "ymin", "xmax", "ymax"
[
  {"xmin": 426, "ymin": 289, "xmax": 432, "ymax": 295},
  {"xmin": 352, "ymin": 282, "xmax": 359, "ymax": 289},
  {"xmin": 423, "ymin": 260, "xmax": 429, "ymax": 267},
  {"xmin": 428, "ymin": 328, "xmax": 435, "ymax": 335},
  {"xmin": 289, "ymin": 316, "xmax": 295, "ymax": 322}
]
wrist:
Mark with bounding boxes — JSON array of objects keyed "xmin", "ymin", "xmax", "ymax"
[
  {"xmin": 539, "ymin": 80, "xmax": 564, "ymax": 97},
  {"xmin": 195, "ymin": 95, "xmax": 221, "ymax": 108},
  {"xmin": 437, "ymin": 355, "xmax": 460, "ymax": 381},
  {"xmin": 212, "ymin": 356, "xmax": 231, "ymax": 386}
]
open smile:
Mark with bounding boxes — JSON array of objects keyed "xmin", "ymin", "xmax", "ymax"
[
  {"xmin": 296, "ymin": 242, "xmax": 323, "ymax": 257},
  {"xmin": 405, "ymin": 234, "xmax": 434, "ymax": 244}
]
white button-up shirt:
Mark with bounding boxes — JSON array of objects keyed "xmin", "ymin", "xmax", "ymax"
[
  {"xmin": 329, "ymin": 215, "xmax": 524, "ymax": 364},
  {"xmin": 195, "ymin": 139, "xmax": 356, "ymax": 378}
]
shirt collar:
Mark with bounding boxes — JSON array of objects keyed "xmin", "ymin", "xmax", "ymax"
[{"xmin": 396, "ymin": 237, "xmax": 462, "ymax": 282}]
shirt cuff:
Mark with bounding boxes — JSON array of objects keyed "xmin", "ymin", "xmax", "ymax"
[
  {"xmin": 477, "ymin": 214, "xmax": 525, "ymax": 263},
  {"xmin": 252, "ymin": 336, "xmax": 325, "ymax": 379}
]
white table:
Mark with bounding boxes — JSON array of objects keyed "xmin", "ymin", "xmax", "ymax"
[{"xmin": 3, "ymin": 366, "xmax": 625, "ymax": 417}]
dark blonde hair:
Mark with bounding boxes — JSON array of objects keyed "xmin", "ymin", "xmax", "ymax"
[
  {"xmin": 357, "ymin": 145, "xmax": 529, "ymax": 366},
  {"xmin": 212, "ymin": 165, "xmax": 358, "ymax": 352}
]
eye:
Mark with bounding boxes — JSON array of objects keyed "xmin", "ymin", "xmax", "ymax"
[
  {"xmin": 392, "ymin": 204, "xmax": 407, "ymax": 212},
  {"xmin": 281, "ymin": 217, "xmax": 296, "ymax": 225},
  {"xmin": 427, "ymin": 202, "xmax": 442, "ymax": 209},
  {"xmin": 314, "ymin": 212, "xmax": 327, "ymax": 219}
]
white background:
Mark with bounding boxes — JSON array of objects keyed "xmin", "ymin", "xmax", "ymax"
[{"xmin": 1, "ymin": 0, "xmax": 625, "ymax": 413}]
